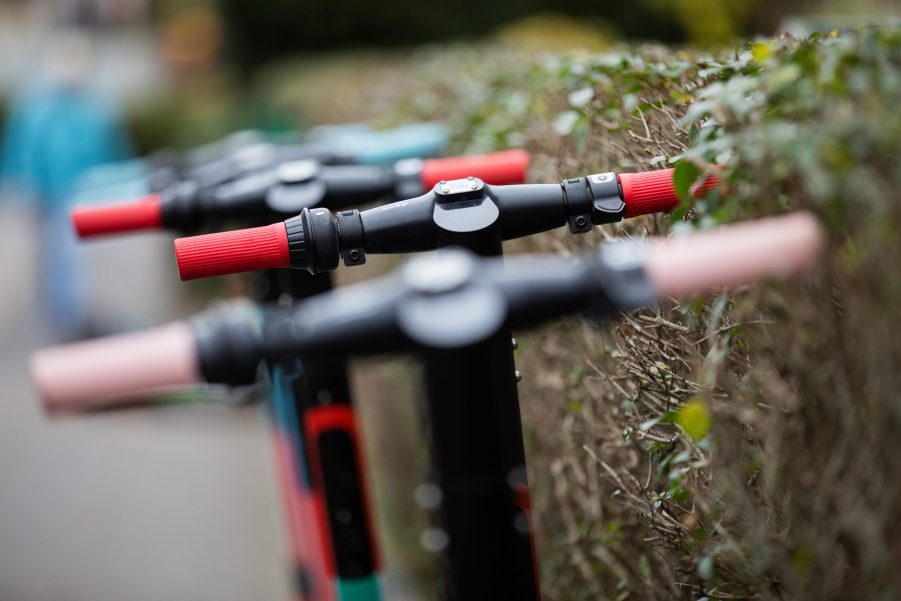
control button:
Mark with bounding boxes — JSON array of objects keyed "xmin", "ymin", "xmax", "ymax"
[
  {"xmin": 434, "ymin": 176, "xmax": 485, "ymax": 197},
  {"xmin": 402, "ymin": 251, "xmax": 475, "ymax": 294}
]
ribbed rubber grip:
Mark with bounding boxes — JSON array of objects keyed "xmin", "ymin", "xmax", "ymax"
[
  {"xmin": 421, "ymin": 149, "xmax": 530, "ymax": 189},
  {"xmin": 71, "ymin": 194, "xmax": 163, "ymax": 238},
  {"xmin": 174, "ymin": 223, "xmax": 290, "ymax": 281},
  {"xmin": 30, "ymin": 323, "xmax": 199, "ymax": 413},
  {"xmin": 618, "ymin": 168, "xmax": 719, "ymax": 217},
  {"xmin": 645, "ymin": 212, "xmax": 823, "ymax": 299}
]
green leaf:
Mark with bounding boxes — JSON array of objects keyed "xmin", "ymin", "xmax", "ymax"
[
  {"xmin": 677, "ymin": 399, "xmax": 711, "ymax": 441},
  {"xmin": 770, "ymin": 63, "xmax": 802, "ymax": 90},
  {"xmin": 567, "ymin": 86, "xmax": 594, "ymax": 109},
  {"xmin": 552, "ymin": 111, "xmax": 579, "ymax": 136},
  {"xmin": 639, "ymin": 554, "xmax": 651, "ymax": 578},
  {"xmin": 673, "ymin": 161, "xmax": 702, "ymax": 204},
  {"xmin": 566, "ymin": 364, "xmax": 586, "ymax": 384}
]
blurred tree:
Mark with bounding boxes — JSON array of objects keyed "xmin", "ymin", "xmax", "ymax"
[
  {"xmin": 215, "ymin": 0, "xmax": 684, "ymax": 76},
  {"xmin": 154, "ymin": 0, "xmax": 900, "ymax": 80},
  {"xmin": 672, "ymin": 0, "xmax": 754, "ymax": 45},
  {"xmin": 212, "ymin": 0, "xmax": 870, "ymax": 76}
]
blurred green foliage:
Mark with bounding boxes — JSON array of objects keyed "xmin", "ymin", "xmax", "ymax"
[{"xmin": 212, "ymin": 0, "xmax": 814, "ymax": 75}]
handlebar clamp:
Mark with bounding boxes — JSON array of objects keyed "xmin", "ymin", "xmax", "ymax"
[
  {"xmin": 336, "ymin": 209, "xmax": 366, "ymax": 267},
  {"xmin": 562, "ymin": 178, "xmax": 594, "ymax": 233}
]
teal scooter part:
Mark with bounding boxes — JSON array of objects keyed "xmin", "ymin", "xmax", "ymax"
[
  {"xmin": 72, "ymin": 170, "xmax": 152, "ymax": 204},
  {"xmin": 74, "ymin": 159, "xmax": 151, "ymax": 194},
  {"xmin": 186, "ymin": 129, "xmax": 267, "ymax": 167},
  {"xmin": 336, "ymin": 122, "xmax": 449, "ymax": 165},
  {"xmin": 302, "ymin": 122, "xmax": 373, "ymax": 142},
  {"xmin": 70, "ymin": 122, "xmax": 447, "ymax": 206},
  {"xmin": 336, "ymin": 575, "xmax": 382, "ymax": 601}
]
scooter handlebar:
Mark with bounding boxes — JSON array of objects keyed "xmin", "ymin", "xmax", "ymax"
[
  {"xmin": 645, "ymin": 212, "xmax": 823, "ymax": 298},
  {"xmin": 30, "ymin": 323, "xmax": 200, "ymax": 413},
  {"xmin": 71, "ymin": 194, "xmax": 164, "ymax": 238},
  {"xmin": 421, "ymin": 149, "xmax": 530, "ymax": 189},
  {"xmin": 174, "ymin": 222, "xmax": 290, "ymax": 281},
  {"xmin": 169, "ymin": 165, "xmax": 736, "ymax": 282},
  {"xmin": 619, "ymin": 168, "xmax": 718, "ymax": 217}
]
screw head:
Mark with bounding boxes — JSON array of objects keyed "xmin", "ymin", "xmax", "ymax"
[
  {"xmin": 414, "ymin": 483, "xmax": 443, "ymax": 509},
  {"xmin": 576, "ymin": 216, "xmax": 587, "ymax": 227},
  {"xmin": 420, "ymin": 527, "xmax": 449, "ymax": 553},
  {"xmin": 348, "ymin": 250, "xmax": 361, "ymax": 261}
]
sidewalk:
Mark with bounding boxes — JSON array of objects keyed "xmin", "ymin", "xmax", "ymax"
[{"xmin": 0, "ymin": 205, "xmax": 289, "ymax": 601}]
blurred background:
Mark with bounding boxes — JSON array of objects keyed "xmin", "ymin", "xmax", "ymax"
[{"xmin": 0, "ymin": 1, "xmax": 898, "ymax": 600}]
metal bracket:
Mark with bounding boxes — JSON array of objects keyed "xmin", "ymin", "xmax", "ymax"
[{"xmin": 586, "ymin": 172, "xmax": 625, "ymax": 225}]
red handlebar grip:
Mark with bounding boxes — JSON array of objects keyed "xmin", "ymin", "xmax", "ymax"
[
  {"xmin": 421, "ymin": 149, "xmax": 530, "ymax": 189},
  {"xmin": 30, "ymin": 323, "xmax": 199, "ymax": 413},
  {"xmin": 175, "ymin": 223, "xmax": 290, "ymax": 281},
  {"xmin": 618, "ymin": 168, "xmax": 718, "ymax": 217},
  {"xmin": 71, "ymin": 194, "xmax": 164, "ymax": 238}
]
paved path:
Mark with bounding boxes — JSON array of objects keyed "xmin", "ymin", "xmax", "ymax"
[{"xmin": 0, "ymin": 206, "xmax": 290, "ymax": 601}]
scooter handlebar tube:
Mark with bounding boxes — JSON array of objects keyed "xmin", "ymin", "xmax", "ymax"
[
  {"xmin": 30, "ymin": 303, "xmax": 263, "ymax": 413},
  {"xmin": 35, "ymin": 211, "xmax": 822, "ymax": 409},
  {"xmin": 72, "ymin": 150, "xmax": 532, "ymax": 238},
  {"xmin": 420, "ymin": 149, "xmax": 529, "ymax": 189},
  {"xmin": 644, "ymin": 212, "xmax": 822, "ymax": 298},
  {"xmin": 175, "ymin": 222, "xmax": 290, "ymax": 281},
  {"xmin": 71, "ymin": 194, "xmax": 164, "ymax": 238},
  {"xmin": 618, "ymin": 167, "xmax": 719, "ymax": 217},
  {"xmin": 174, "ymin": 167, "xmax": 719, "ymax": 281},
  {"xmin": 31, "ymin": 323, "xmax": 199, "ymax": 413}
]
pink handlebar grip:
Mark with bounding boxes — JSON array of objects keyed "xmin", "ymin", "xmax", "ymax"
[
  {"xmin": 30, "ymin": 323, "xmax": 200, "ymax": 413},
  {"xmin": 71, "ymin": 194, "xmax": 164, "ymax": 238},
  {"xmin": 619, "ymin": 168, "xmax": 719, "ymax": 217},
  {"xmin": 175, "ymin": 222, "xmax": 290, "ymax": 281},
  {"xmin": 645, "ymin": 212, "xmax": 824, "ymax": 299},
  {"xmin": 421, "ymin": 149, "xmax": 530, "ymax": 189}
]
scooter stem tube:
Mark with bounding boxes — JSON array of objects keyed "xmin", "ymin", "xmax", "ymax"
[
  {"xmin": 426, "ymin": 232, "xmax": 539, "ymax": 600},
  {"xmin": 422, "ymin": 331, "xmax": 538, "ymax": 600},
  {"xmin": 261, "ymin": 269, "xmax": 382, "ymax": 601}
]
